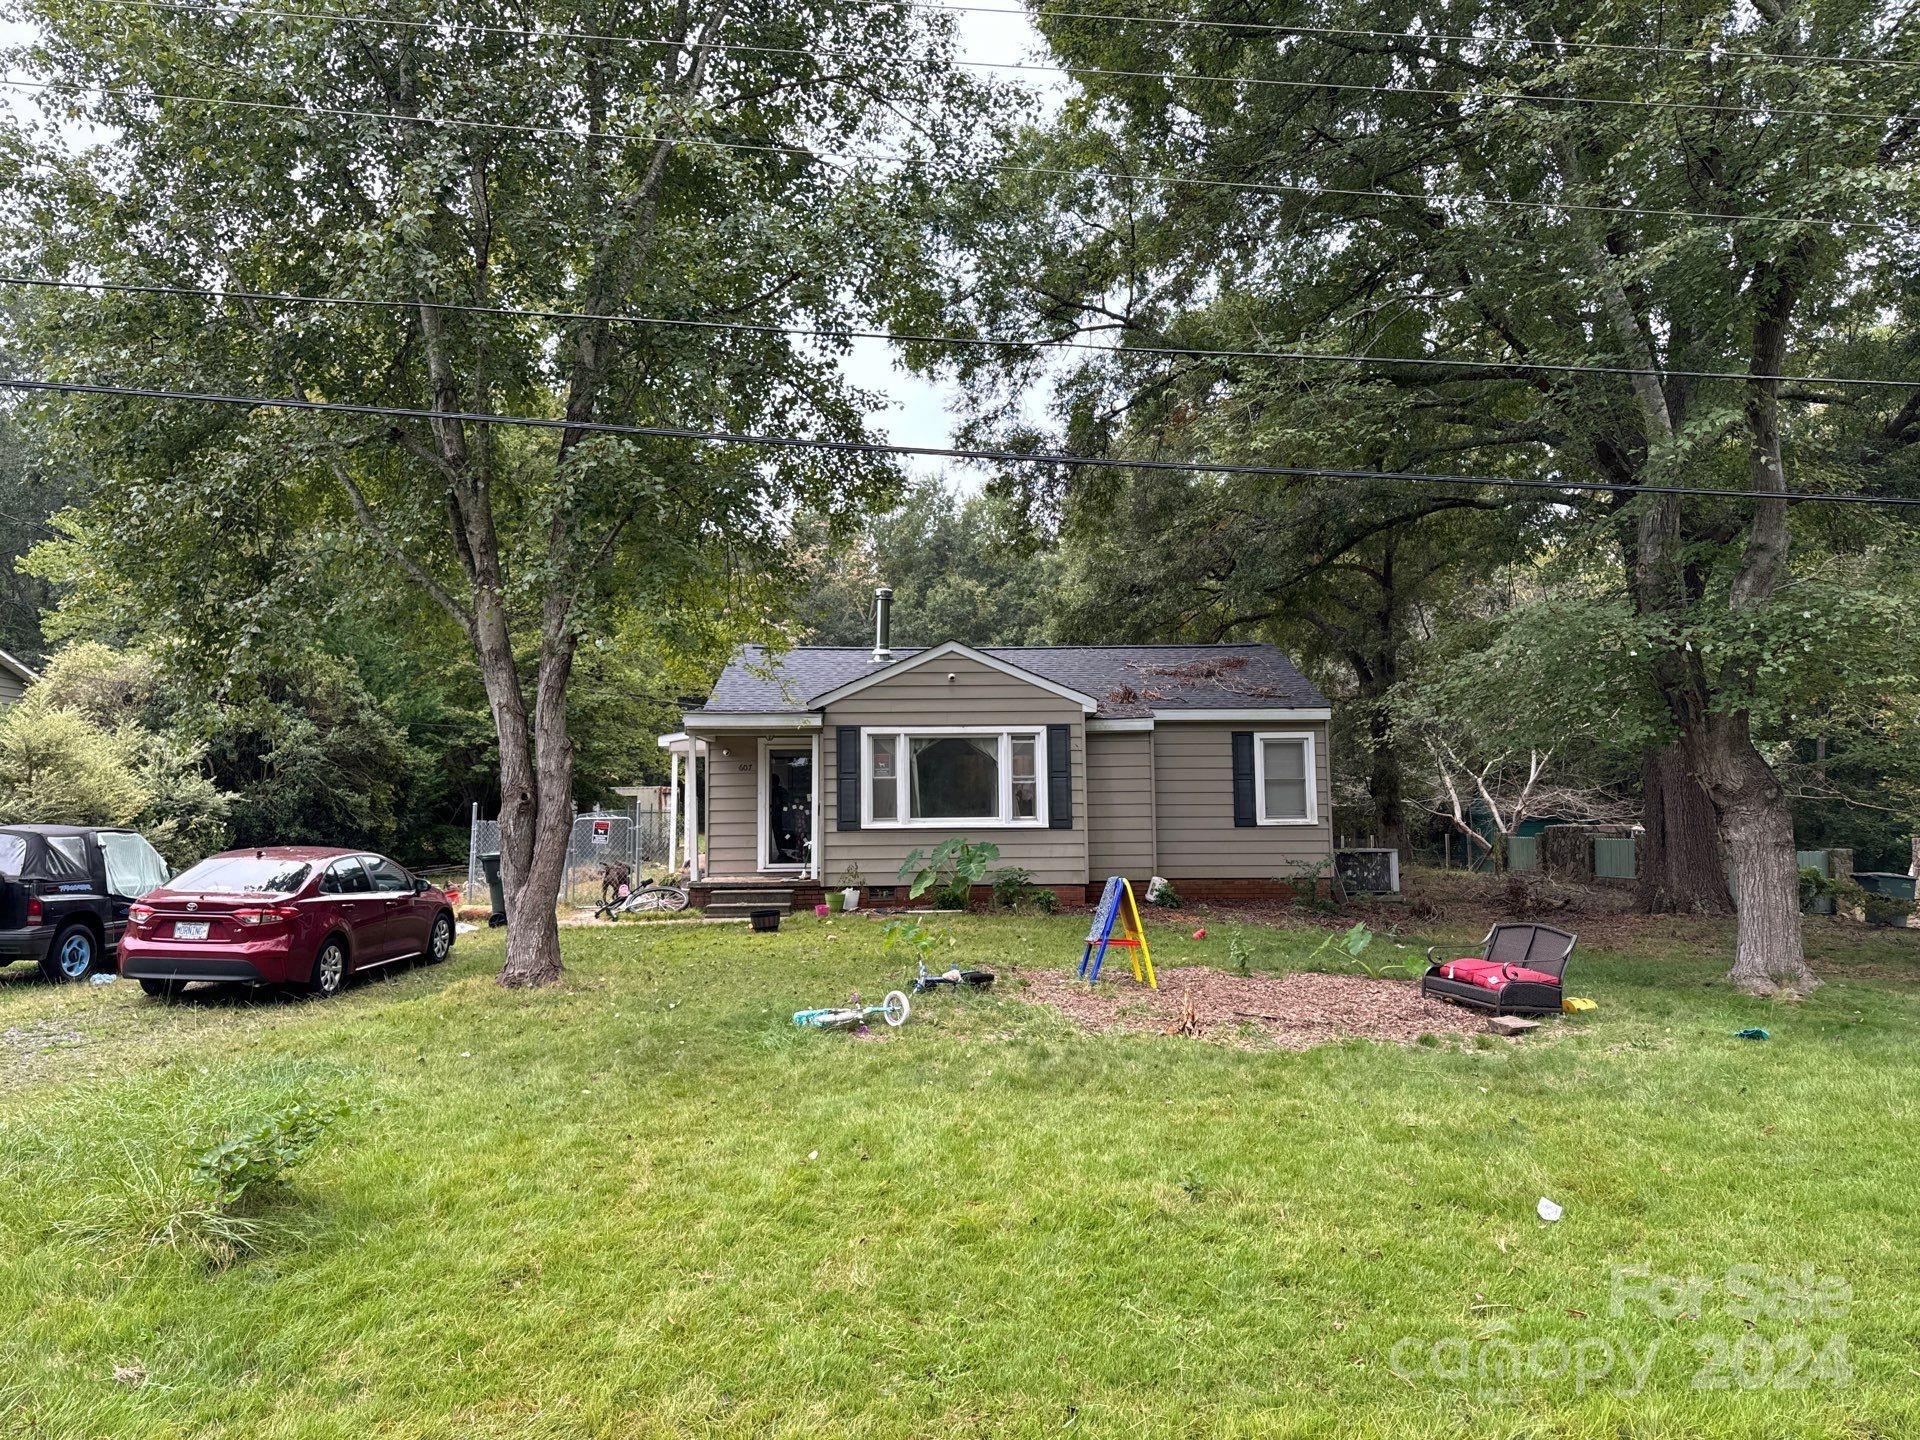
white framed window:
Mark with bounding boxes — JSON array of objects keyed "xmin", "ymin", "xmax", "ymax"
[
  {"xmin": 1253, "ymin": 731, "xmax": 1317, "ymax": 825},
  {"xmin": 862, "ymin": 726, "xmax": 1049, "ymax": 828}
]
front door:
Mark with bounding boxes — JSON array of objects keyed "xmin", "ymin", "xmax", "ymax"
[{"xmin": 762, "ymin": 745, "xmax": 813, "ymax": 871}]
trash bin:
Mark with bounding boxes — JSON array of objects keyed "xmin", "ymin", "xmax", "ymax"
[
  {"xmin": 481, "ymin": 852, "xmax": 507, "ymax": 928},
  {"xmin": 1852, "ymin": 872, "xmax": 1915, "ymax": 928}
]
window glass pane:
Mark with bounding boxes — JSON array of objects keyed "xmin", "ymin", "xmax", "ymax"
[
  {"xmin": 361, "ymin": 855, "xmax": 412, "ymax": 892},
  {"xmin": 868, "ymin": 735, "xmax": 898, "ymax": 821},
  {"xmin": 1011, "ymin": 736, "xmax": 1038, "ymax": 820},
  {"xmin": 47, "ymin": 836, "xmax": 90, "ymax": 879},
  {"xmin": 1262, "ymin": 739, "xmax": 1310, "ymax": 819},
  {"xmin": 0, "ymin": 834, "xmax": 23, "ymax": 876},
  {"xmin": 173, "ymin": 855, "xmax": 314, "ymax": 894},
  {"xmin": 99, "ymin": 832, "xmax": 169, "ymax": 897},
  {"xmin": 320, "ymin": 859, "xmax": 372, "ymax": 895},
  {"xmin": 909, "ymin": 735, "xmax": 1000, "ymax": 819}
]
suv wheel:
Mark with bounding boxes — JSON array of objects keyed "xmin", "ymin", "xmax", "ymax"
[
  {"xmin": 41, "ymin": 924, "xmax": 101, "ymax": 983},
  {"xmin": 308, "ymin": 938, "xmax": 348, "ymax": 998}
]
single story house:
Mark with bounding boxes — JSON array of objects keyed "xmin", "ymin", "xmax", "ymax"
[
  {"xmin": 0, "ymin": 650, "xmax": 36, "ymax": 711},
  {"xmin": 658, "ymin": 590, "xmax": 1333, "ymax": 906}
]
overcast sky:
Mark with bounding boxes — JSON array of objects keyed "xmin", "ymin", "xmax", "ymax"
[{"xmin": 840, "ymin": 5, "xmax": 1057, "ymax": 484}]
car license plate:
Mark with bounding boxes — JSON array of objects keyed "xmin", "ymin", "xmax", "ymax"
[{"xmin": 174, "ymin": 920, "xmax": 209, "ymax": 940}]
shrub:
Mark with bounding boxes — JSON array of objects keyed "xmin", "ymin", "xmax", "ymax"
[
  {"xmin": 991, "ymin": 866, "xmax": 1034, "ymax": 909},
  {"xmin": 1863, "ymin": 892, "xmax": 1914, "ymax": 929}
]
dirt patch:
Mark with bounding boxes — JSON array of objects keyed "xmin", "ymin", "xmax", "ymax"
[
  {"xmin": 1012, "ymin": 964, "xmax": 1488, "ymax": 1050},
  {"xmin": 3, "ymin": 1023, "xmax": 90, "ymax": 1058}
]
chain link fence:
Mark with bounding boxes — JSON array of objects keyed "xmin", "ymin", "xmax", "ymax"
[{"xmin": 467, "ymin": 804, "xmax": 675, "ymax": 907}]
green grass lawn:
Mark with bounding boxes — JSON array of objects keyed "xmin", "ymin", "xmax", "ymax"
[{"xmin": 3, "ymin": 906, "xmax": 1917, "ymax": 1438}]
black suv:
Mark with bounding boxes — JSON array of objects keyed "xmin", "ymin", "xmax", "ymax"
[{"xmin": 0, "ymin": 824, "xmax": 172, "ymax": 982}]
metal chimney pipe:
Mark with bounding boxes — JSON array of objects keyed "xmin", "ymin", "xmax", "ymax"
[{"xmin": 871, "ymin": 585, "xmax": 894, "ymax": 662}]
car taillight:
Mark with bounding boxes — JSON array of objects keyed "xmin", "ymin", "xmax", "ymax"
[
  {"xmin": 233, "ymin": 905, "xmax": 299, "ymax": 927},
  {"xmin": 25, "ymin": 896, "xmax": 42, "ymax": 924},
  {"xmin": 128, "ymin": 903, "xmax": 155, "ymax": 927}
]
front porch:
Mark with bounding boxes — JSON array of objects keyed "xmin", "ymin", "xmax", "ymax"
[{"xmin": 658, "ymin": 723, "xmax": 825, "ymax": 887}]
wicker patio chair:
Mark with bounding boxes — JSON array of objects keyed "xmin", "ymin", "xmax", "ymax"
[{"xmin": 1419, "ymin": 922, "xmax": 1577, "ymax": 1017}]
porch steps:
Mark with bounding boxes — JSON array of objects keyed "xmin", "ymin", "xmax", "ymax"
[{"xmin": 705, "ymin": 887, "xmax": 796, "ymax": 918}]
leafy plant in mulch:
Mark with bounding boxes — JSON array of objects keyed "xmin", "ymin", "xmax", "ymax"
[{"xmin": 1304, "ymin": 922, "xmax": 1420, "ymax": 981}]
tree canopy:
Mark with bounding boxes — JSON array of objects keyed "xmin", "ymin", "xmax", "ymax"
[{"xmin": 7, "ymin": 0, "xmax": 998, "ymax": 980}]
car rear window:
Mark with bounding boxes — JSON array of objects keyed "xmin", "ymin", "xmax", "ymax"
[
  {"xmin": 169, "ymin": 855, "xmax": 313, "ymax": 895},
  {"xmin": 0, "ymin": 835, "xmax": 23, "ymax": 877}
]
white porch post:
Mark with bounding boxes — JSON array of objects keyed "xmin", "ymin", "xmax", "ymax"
[
  {"xmin": 666, "ymin": 750, "xmax": 681, "ymax": 873},
  {"xmin": 810, "ymin": 731, "xmax": 823, "ymax": 881},
  {"xmin": 684, "ymin": 742, "xmax": 702, "ymax": 883}
]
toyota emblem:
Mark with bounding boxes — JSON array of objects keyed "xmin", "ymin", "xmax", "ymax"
[{"xmin": 186, "ymin": 901, "xmax": 198, "ymax": 911}]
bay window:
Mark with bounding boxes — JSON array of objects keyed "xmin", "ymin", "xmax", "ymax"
[
  {"xmin": 863, "ymin": 727, "xmax": 1048, "ymax": 827},
  {"xmin": 1254, "ymin": 732, "xmax": 1317, "ymax": 824}
]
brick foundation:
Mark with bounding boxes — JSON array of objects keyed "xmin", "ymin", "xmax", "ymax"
[{"xmin": 688, "ymin": 878, "xmax": 1310, "ymax": 910}]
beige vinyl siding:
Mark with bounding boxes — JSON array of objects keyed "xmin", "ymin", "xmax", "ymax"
[
  {"xmin": 700, "ymin": 736, "xmax": 762, "ymax": 875},
  {"xmin": 1152, "ymin": 721, "xmax": 1332, "ymax": 879},
  {"xmin": 821, "ymin": 655, "xmax": 1089, "ymax": 886},
  {"xmin": 0, "ymin": 669, "xmax": 24, "ymax": 709},
  {"xmin": 1085, "ymin": 730, "xmax": 1155, "ymax": 881}
]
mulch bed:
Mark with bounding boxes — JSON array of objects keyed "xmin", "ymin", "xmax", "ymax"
[{"xmin": 1011, "ymin": 964, "xmax": 1488, "ymax": 1050}]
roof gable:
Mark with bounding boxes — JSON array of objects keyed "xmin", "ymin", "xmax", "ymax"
[{"xmin": 808, "ymin": 642, "xmax": 1100, "ymax": 711}]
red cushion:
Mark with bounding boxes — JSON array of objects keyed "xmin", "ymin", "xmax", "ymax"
[{"xmin": 1436, "ymin": 958, "xmax": 1560, "ymax": 992}]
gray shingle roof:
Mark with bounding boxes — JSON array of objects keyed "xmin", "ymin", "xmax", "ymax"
[{"xmin": 700, "ymin": 643, "xmax": 1328, "ymax": 719}]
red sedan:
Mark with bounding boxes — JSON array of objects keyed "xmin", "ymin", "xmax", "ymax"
[{"xmin": 118, "ymin": 846, "xmax": 455, "ymax": 999}]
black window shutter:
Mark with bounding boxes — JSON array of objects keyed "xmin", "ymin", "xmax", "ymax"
[
  {"xmin": 836, "ymin": 726, "xmax": 861, "ymax": 831},
  {"xmin": 1047, "ymin": 723, "xmax": 1073, "ymax": 829},
  {"xmin": 1231, "ymin": 731, "xmax": 1256, "ymax": 827}
]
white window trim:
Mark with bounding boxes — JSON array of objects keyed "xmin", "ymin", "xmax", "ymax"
[
  {"xmin": 861, "ymin": 725, "xmax": 1050, "ymax": 829},
  {"xmin": 1253, "ymin": 731, "xmax": 1319, "ymax": 826},
  {"xmin": 757, "ymin": 738, "xmax": 816, "ymax": 872}
]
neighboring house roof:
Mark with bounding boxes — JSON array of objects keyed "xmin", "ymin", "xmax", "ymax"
[
  {"xmin": 699, "ymin": 641, "xmax": 1329, "ymax": 719},
  {"xmin": 0, "ymin": 649, "xmax": 39, "ymax": 686}
]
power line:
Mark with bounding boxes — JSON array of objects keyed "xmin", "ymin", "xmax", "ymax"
[
  {"xmin": 87, "ymin": 0, "xmax": 1920, "ymax": 73},
  {"xmin": 8, "ymin": 272, "xmax": 1918, "ymax": 392},
  {"xmin": 0, "ymin": 78, "xmax": 1890, "ymax": 233},
  {"xmin": 5, "ymin": 373, "xmax": 1918, "ymax": 507},
  {"xmin": 69, "ymin": 0, "xmax": 1918, "ymax": 124},
  {"xmin": 903, "ymin": 0, "xmax": 1920, "ymax": 72}
]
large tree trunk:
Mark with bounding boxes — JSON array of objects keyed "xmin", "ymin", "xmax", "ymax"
[
  {"xmin": 471, "ymin": 592, "xmax": 573, "ymax": 988},
  {"xmin": 1355, "ymin": 661, "xmax": 1411, "ymax": 860},
  {"xmin": 1639, "ymin": 742, "xmax": 1733, "ymax": 914},
  {"xmin": 1689, "ymin": 714, "xmax": 1817, "ymax": 994}
]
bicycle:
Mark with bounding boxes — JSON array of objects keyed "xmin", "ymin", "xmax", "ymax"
[
  {"xmin": 595, "ymin": 862, "xmax": 690, "ymax": 918},
  {"xmin": 912, "ymin": 962, "xmax": 996, "ymax": 993},
  {"xmin": 793, "ymin": 990, "xmax": 911, "ymax": 1031}
]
